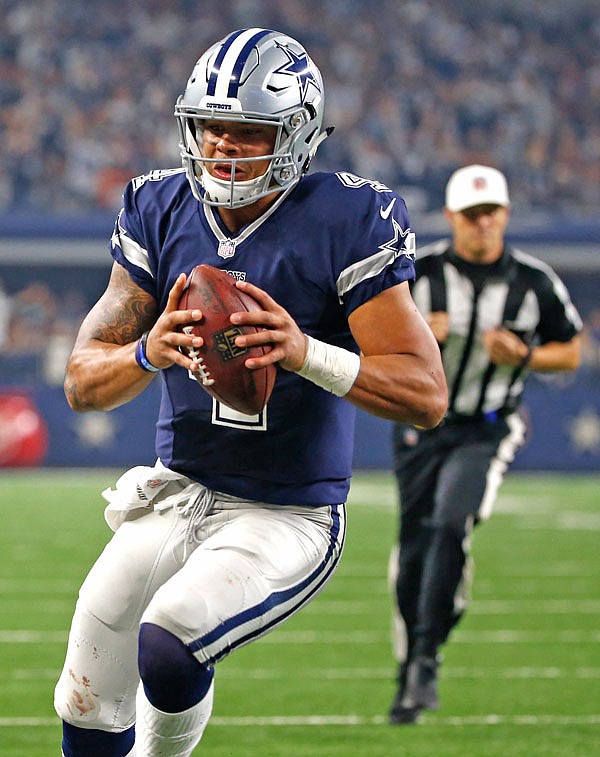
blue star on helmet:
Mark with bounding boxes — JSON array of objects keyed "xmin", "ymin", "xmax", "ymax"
[{"xmin": 274, "ymin": 46, "xmax": 320, "ymax": 102}]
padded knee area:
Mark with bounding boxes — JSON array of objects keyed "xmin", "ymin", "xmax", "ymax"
[
  {"xmin": 138, "ymin": 622, "xmax": 214, "ymax": 712},
  {"xmin": 54, "ymin": 602, "xmax": 138, "ymax": 731}
]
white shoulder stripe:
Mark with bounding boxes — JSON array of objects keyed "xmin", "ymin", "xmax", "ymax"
[
  {"xmin": 112, "ymin": 210, "xmax": 152, "ymax": 276},
  {"xmin": 118, "ymin": 233, "xmax": 152, "ymax": 276},
  {"xmin": 336, "ymin": 246, "xmax": 402, "ymax": 302},
  {"xmin": 336, "ymin": 221, "xmax": 414, "ymax": 301}
]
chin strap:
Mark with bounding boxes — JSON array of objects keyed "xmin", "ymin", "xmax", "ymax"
[
  {"xmin": 200, "ymin": 165, "xmax": 266, "ymax": 205},
  {"xmin": 309, "ymin": 126, "xmax": 335, "ymax": 160}
]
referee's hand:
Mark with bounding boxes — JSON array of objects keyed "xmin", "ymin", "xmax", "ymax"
[{"xmin": 483, "ymin": 327, "xmax": 530, "ymax": 367}]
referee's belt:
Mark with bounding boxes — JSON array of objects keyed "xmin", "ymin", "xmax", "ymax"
[{"xmin": 443, "ymin": 408, "xmax": 513, "ymax": 424}]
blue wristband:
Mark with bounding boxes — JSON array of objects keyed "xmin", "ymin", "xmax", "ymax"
[{"xmin": 135, "ymin": 331, "xmax": 160, "ymax": 373}]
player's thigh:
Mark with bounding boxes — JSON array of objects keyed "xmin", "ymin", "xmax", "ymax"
[
  {"xmin": 141, "ymin": 503, "xmax": 345, "ymax": 663},
  {"xmin": 77, "ymin": 506, "xmax": 184, "ymax": 629}
]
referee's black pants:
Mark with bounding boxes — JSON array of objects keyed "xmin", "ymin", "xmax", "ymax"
[{"xmin": 391, "ymin": 413, "xmax": 525, "ymax": 661}]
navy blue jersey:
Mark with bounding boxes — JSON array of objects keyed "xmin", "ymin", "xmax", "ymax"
[{"xmin": 110, "ymin": 169, "xmax": 415, "ymax": 505}]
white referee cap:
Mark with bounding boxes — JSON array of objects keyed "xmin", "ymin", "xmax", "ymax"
[{"xmin": 445, "ymin": 164, "xmax": 510, "ymax": 212}]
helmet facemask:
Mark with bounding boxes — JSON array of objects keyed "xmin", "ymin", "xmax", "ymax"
[{"xmin": 176, "ymin": 109, "xmax": 300, "ymax": 208}]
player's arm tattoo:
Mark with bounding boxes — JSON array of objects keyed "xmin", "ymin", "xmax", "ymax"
[
  {"xmin": 65, "ymin": 264, "xmax": 159, "ymax": 410},
  {"xmin": 79, "ymin": 263, "xmax": 158, "ymax": 346}
]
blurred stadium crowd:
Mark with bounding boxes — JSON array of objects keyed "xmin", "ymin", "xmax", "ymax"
[
  {"xmin": 0, "ymin": 277, "xmax": 86, "ymax": 385},
  {"xmin": 1, "ymin": 0, "xmax": 599, "ymax": 217}
]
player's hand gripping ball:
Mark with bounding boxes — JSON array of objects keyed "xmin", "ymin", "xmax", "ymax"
[{"xmin": 178, "ymin": 265, "xmax": 276, "ymax": 415}]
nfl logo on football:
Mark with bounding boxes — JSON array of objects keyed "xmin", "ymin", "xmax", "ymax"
[{"xmin": 218, "ymin": 239, "xmax": 237, "ymax": 259}]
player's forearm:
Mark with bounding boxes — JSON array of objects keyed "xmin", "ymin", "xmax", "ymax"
[
  {"xmin": 346, "ymin": 353, "xmax": 448, "ymax": 428},
  {"xmin": 64, "ymin": 340, "xmax": 156, "ymax": 411}
]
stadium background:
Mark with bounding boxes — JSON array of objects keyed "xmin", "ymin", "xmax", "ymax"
[{"xmin": 0, "ymin": 0, "xmax": 598, "ymax": 471}]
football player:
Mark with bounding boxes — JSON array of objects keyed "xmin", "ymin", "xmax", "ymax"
[{"xmin": 54, "ymin": 29, "xmax": 447, "ymax": 756}]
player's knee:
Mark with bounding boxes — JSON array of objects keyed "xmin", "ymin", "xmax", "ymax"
[
  {"xmin": 54, "ymin": 668, "xmax": 134, "ymax": 734},
  {"xmin": 138, "ymin": 622, "xmax": 214, "ymax": 712},
  {"xmin": 54, "ymin": 603, "xmax": 138, "ymax": 731}
]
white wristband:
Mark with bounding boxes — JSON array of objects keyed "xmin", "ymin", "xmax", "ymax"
[{"xmin": 296, "ymin": 335, "xmax": 361, "ymax": 397}]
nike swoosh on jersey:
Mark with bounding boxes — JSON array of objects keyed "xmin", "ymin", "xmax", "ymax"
[{"xmin": 379, "ymin": 197, "xmax": 396, "ymax": 219}]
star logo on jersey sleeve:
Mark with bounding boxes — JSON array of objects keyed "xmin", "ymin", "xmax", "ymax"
[
  {"xmin": 110, "ymin": 209, "xmax": 124, "ymax": 251},
  {"xmin": 274, "ymin": 46, "xmax": 320, "ymax": 101},
  {"xmin": 379, "ymin": 217, "xmax": 416, "ymax": 261}
]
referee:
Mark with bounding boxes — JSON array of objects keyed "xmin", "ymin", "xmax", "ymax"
[{"xmin": 388, "ymin": 165, "xmax": 582, "ymax": 725}]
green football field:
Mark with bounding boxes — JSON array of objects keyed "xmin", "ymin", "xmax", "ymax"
[{"xmin": 1, "ymin": 470, "xmax": 598, "ymax": 756}]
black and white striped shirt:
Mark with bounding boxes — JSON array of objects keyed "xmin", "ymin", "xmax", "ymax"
[{"xmin": 412, "ymin": 240, "xmax": 582, "ymax": 418}]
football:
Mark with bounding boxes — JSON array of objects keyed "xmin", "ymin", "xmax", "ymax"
[{"xmin": 178, "ymin": 264, "xmax": 276, "ymax": 415}]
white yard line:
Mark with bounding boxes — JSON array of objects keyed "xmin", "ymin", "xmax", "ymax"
[
  {"xmin": 1, "ymin": 714, "xmax": 599, "ymax": 728},
  {"xmin": 303, "ymin": 598, "xmax": 600, "ymax": 614},
  {"xmin": 2, "ymin": 628, "xmax": 600, "ymax": 644},
  {"xmin": 8, "ymin": 666, "xmax": 600, "ymax": 682}
]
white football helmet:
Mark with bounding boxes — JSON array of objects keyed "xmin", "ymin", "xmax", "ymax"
[{"xmin": 175, "ymin": 28, "xmax": 331, "ymax": 208}]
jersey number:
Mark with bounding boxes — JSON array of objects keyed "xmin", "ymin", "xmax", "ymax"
[
  {"xmin": 211, "ymin": 400, "xmax": 268, "ymax": 430},
  {"xmin": 335, "ymin": 172, "xmax": 392, "ymax": 194}
]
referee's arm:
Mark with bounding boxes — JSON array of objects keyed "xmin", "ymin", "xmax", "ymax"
[
  {"xmin": 527, "ymin": 335, "xmax": 581, "ymax": 372},
  {"xmin": 483, "ymin": 328, "xmax": 581, "ymax": 372}
]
